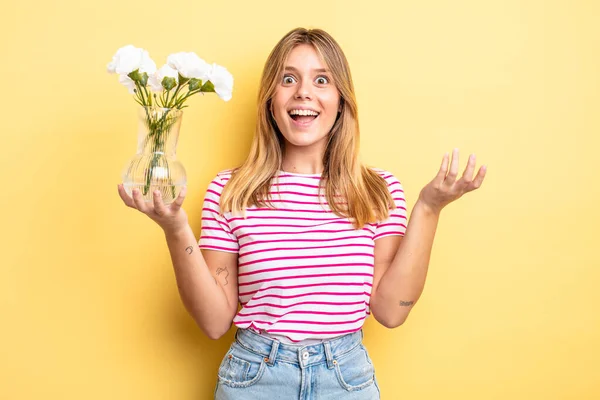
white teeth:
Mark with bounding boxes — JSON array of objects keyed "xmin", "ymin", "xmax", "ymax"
[{"xmin": 289, "ymin": 109, "xmax": 319, "ymax": 116}]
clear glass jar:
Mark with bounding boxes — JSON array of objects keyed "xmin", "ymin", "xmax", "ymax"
[{"xmin": 121, "ymin": 106, "xmax": 187, "ymax": 205}]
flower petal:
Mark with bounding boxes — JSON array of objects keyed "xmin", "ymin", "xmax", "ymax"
[
  {"xmin": 167, "ymin": 52, "xmax": 211, "ymax": 80},
  {"xmin": 208, "ymin": 63, "xmax": 234, "ymax": 101},
  {"xmin": 107, "ymin": 44, "xmax": 156, "ymax": 77},
  {"xmin": 118, "ymin": 74, "xmax": 137, "ymax": 94}
]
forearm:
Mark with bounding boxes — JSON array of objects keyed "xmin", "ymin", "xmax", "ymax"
[
  {"xmin": 372, "ymin": 200, "xmax": 440, "ymax": 327},
  {"xmin": 164, "ymin": 225, "xmax": 233, "ymax": 338}
]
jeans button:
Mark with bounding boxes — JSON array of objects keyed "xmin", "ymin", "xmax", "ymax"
[{"xmin": 302, "ymin": 352, "xmax": 309, "ymax": 360}]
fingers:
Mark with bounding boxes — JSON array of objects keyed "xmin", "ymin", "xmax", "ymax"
[
  {"xmin": 429, "ymin": 149, "xmax": 486, "ymax": 202},
  {"xmin": 460, "ymin": 154, "xmax": 477, "ymax": 185},
  {"xmin": 117, "ymin": 184, "xmax": 136, "ymax": 208},
  {"xmin": 445, "ymin": 148, "xmax": 459, "ymax": 184},
  {"xmin": 131, "ymin": 188, "xmax": 150, "ymax": 213},
  {"xmin": 119, "ymin": 184, "xmax": 187, "ymax": 216},
  {"xmin": 152, "ymin": 190, "xmax": 167, "ymax": 215},
  {"xmin": 435, "ymin": 152, "xmax": 449, "ymax": 183},
  {"xmin": 170, "ymin": 186, "xmax": 187, "ymax": 211},
  {"xmin": 467, "ymin": 165, "xmax": 487, "ymax": 191}
]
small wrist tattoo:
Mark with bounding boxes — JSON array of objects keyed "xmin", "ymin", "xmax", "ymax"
[
  {"xmin": 185, "ymin": 246, "xmax": 193, "ymax": 254},
  {"xmin": 399, "ymin": 300, "xmax": 414, "ymax": 307}
]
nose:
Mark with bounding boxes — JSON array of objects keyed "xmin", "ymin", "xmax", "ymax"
[{"xmin": 294, "ymin": 79, "xmax": 313, "ymax": 100}]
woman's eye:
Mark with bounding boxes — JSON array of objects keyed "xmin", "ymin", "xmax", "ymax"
[
  {"xmin": 316, "ymin": 76, "xmax": 329, "ymax": 84},
  {"xmin": 283, "ymin": 75, "xmax": 296, "ymax": 84}
]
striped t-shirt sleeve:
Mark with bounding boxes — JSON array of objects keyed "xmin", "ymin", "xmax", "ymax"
[
  {"xmin": 374, "ymin": 172, "xmax": 408, "ymax": 240},
  {"xmin": 198, "ymin": 174, "xmax": 239, "ymax": 253}
]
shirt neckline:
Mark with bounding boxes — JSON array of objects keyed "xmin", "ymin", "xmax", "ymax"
[{"xmin": 277, "ymin": 170, "xmax": 323, "ymax": 177}]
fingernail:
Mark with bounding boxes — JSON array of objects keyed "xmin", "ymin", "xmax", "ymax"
[{"xmin": 154, "ymin": 190, "xmax": 160, "ymax": 196}]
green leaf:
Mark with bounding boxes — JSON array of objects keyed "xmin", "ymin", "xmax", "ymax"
[
  {"xmin": 188, "ymin": 78, "xmax": 201, "ymax": 91},
  {"xmin": 139, "ymin": 72, "xmax": 149, "ymax": 87},
  {"xmin": 127, "ymin": 69, "xmax": 142, "ymax": 82},
  {"xmin": 178, "ymin": 73, "xmax": 190, "ymax": 86},
  {"xmin": 201, "ymin": 80, "xmax": 215, "ymax": 92},
  {"xmin": 162, "ymin": 77, "xmax": 177, "ymax": 91}
]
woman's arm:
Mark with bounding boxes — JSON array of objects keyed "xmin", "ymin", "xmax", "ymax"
[
  {"xmin": 165, "ymin": 225, "xmax": 239, "ymax": 340},
  {"xmin": 370, "ymin": 149, "xmax": 487, "ymax": 328},
  {"xmin": 369, "ymin": 202, "xmax": 438, "ymax": 327},
  {"xmin": 118, "ymin": 184, "xmax": 238, "ymax": 340}
]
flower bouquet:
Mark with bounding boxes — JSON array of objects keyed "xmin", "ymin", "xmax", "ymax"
[{"xmin": 108, "ymin": 45, "xmax": 233, "ymax": 204}]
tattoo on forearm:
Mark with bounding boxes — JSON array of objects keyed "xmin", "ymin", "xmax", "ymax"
[
  {"xmin": 185, "ymin": 246, "xmax": 193, "ymax": 254},
  {"xmin": 399, "ymin": 300, "xmax": 415, "ymax": 307},
  {"xmin": 216, "ymin": 267, "xmax": 229, "ymax": 286}
]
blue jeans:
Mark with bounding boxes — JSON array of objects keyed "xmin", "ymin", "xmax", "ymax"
[{"xmin": 214, "ymin": 328, "xmax": 381, "ymax": 399}]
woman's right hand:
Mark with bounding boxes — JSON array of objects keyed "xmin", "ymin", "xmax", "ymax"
[{"xmin": 117, "ymin": 184, "xmax": 189, "ymax": 236}]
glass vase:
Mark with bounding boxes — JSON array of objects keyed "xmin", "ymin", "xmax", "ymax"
[{"xmin": 121, "ymin": 106, "xmax": 187, "ymax": 205}]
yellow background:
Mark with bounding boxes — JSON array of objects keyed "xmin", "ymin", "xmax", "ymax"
[{"xmin": 2, "ymin": 0, "xmax": 599, "ymax": 398}]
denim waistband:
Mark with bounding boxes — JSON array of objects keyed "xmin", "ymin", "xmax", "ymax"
[{"xmin": 234, "ymin": 328, "xmax": 363, "ymax": 369}]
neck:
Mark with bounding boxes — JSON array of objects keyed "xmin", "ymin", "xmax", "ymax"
[{"xmin": 281, "ymin": 143, "xmax": 325, "ymax": 175}]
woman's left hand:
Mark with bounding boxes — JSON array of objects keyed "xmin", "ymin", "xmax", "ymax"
[{"xmin": 418, "ymin": 148, "xmax": 487, "ymax": 215}]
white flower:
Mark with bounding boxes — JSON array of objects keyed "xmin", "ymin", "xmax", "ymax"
[
  {"xmin": 107, "ymin": 44, "xmax": 157, "ymax": 76},
  {"xmin": 149, "ymin": 65, "xmax": 179, "ymax": 92},
  {"xmin": 119, "ymin": 74, "xmax": 137, "ymax": 94},
  {"xmin": 207, "ymin": 63, "xmax": 234, "ymax": 101},
  {"xmin": 167, "ymin": 52, "xmax": 211, "ymax": 80},
  {"xmin": 107, "ymin": 45, "xmax": 157, "ymax": 94}
]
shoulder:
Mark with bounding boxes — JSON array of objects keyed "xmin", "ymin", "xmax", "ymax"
[
  {"xmin": 215, "ymin": 168, "xmax": 236, "ymax": 182},
  {"xmin": 209, "ymin": 168, "xmax": 236, "ymax": 185},
  {"xmin": 368, "ymin": 167, "xmax": 403, "ymax": 186},
  {"xmin": 204, "ymin": 168, "xmax": 237, "ymax": 197}
]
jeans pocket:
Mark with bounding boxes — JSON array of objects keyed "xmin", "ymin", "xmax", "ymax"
[
  {"xmin": 334, "ymin": 344, "xmax": 376, "ymax": 392},
  {"xmin": 217, "ymin": 342, "xmax": 267, "ymax": 388}
]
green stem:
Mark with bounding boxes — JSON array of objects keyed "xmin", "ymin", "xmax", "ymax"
[
  {"xmin": 135, "ymin": 82, "xmax": 147, "ymax": 105},
  {"xmin": 143, "ymin": 85, "xmax": 152, "ymax": 106},
  {"xmin": 168, "ymin": 82, "xmax": 187, "ymax": 109},
  {"xmin": 141, "ymin": 108, "xmax": 177, "ymax": 198},
  {"xmin": 134, "ymin": 87, "xmax": 144, "ymax": 105},
  {"xmin": 174, "ymin": 88, "xmax": 202, "ymax": 108}
]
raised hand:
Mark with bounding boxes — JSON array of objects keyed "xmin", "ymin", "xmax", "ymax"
[
  {"xmin": 117, "ymin": 184, "xmax": 190, "ymax": 236},
  {"xmin": 418, "ymin": 148, "xmax": 487, "ymax": 214}
]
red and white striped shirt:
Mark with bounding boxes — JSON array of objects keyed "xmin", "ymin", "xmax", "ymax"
[{"xmin": 198, "ymin": 169, "xmax": 407, "ymax": 343}]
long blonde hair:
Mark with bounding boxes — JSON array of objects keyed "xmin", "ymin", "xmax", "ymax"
[{"xmin": 220, "ymin": 27, "xmax": 396, "ymax": 229}]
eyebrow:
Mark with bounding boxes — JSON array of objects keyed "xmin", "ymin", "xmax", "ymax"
[{"xmin": 284, "ymin": 66, "xmax": 330, "ymax": 74}]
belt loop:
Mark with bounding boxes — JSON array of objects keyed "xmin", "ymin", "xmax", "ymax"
[
  {"xmin": 324, "ymin": 341, "xmax": 334, "ymax": 369},
  {"xmin": 266, "ymin": 339, "xmax": 279, "ymax": 367}
]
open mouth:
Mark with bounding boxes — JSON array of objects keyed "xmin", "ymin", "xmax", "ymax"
[{"xmin": 288, "ymin": 109, "xmax": 320, "ymax": 126}]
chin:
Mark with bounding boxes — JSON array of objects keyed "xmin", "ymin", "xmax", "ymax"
[{"xmin": 283, "ymin": 131, "xmax": 327, "ymax": 148}]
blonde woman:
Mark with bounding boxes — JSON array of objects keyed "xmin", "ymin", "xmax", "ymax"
[{"xmin": 118, "ymin": 27, "xmax": 486, "ymax": 399}]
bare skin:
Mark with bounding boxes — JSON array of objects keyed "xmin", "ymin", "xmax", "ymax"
[
  {"xmin": 117, "ymin": 185, "xmax": 239, "ymax": 340},
  {"xmin": 370, "ymin": 149, "xmax": 487, "ymax": 327}
]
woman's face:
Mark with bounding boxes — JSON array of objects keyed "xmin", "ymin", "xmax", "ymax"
[{"xmin": 271, "ymin": 44, "xmax": 341, "ymax": 152}]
